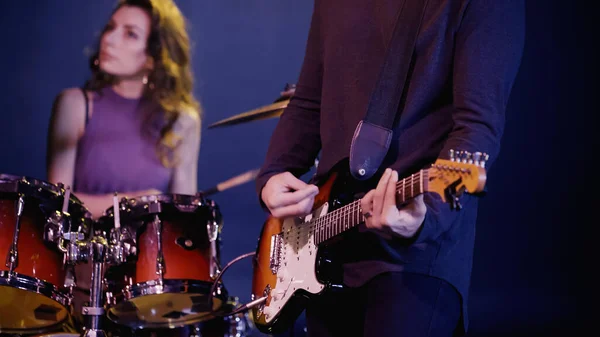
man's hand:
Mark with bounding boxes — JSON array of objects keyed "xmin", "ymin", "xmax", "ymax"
[
  {"xmin": 360, "ymin": 168, "xmax": 427, "ymax": 239},
  {"xmin": 261, "ymin": 172, "xmax": 319, "ymax": 218}
]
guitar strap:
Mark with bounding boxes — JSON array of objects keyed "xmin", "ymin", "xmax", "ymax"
[{"xmin": 349, "ymin": 0, "xmax": 431, "ymax": 180}]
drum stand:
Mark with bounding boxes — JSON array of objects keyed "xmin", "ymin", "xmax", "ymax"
[{"xmin": 82, "ymin": 238, "xmax": 108, "ymax": 337}]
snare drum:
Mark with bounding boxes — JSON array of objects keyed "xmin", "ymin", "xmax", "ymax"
[
  {"xmin": 0, "ymin": 174, "xmax": 91, "ymax": 334},
  {"xmin": 100, "ymin": 193, "xmax": 228, "ymax": 329}
]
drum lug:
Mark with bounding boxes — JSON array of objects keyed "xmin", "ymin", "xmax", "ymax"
[
  {"xmin": 5, "ymin": 194, "xmax": 24, "ymax": 273},
  {"xmin": 207, "ymin": 199, "xmax": 223, "ymax": 280},
  {"xmin": 107, "ymin": 226, "xmax": 136, "ymax": 264},
  {"xmin": 153, "ymin": 213, "xmax": 166, "ymax": 285},
  {"xmin": 65, "ymin": 239, "xmax": 90, "ymax": 264},
  {"xmin": 208, "ymin": 219, "xmax": 221, "ymax": 279}
]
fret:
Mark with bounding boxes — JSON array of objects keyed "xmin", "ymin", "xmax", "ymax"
[
  {"xmin": 352, "ymin": 202, "xmax": 359, "ymax": 228},
  {"xmin": 318, "ymin": 218, "xmax": 322, "ymax": 244},
  {"xmin": 316, "ymin": 219, "xmax": 320, "ymax": 244},
  {"xmin": 332, "ymin": 217, "xmax": 335, "ymax": 236},
  {"xmin": 314, "ymin": 199, "xmax": 371, "ymax": 244},
  {"xmin": 318, "ymin": 219, "xmax": 321, "ymax": 243},
  {"xmin": 315, "ymin": 218, "xmax": 321, "ymax": 243},
  {"xmin": 311, "ymin": 170, "xmax": 435, "ymax": 247},
  {"xmin": 333, "ymin": 214, "xmax": 336, "ymax": 238},
  {"xmin": 399, "ymin": 178, "xmax": 404, "ymax": 203},
  {"xmin": 341, "ymin": 211, "xmax": 344, "ymax": 233}
]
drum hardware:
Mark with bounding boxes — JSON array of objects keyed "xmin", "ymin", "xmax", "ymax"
[
  {"xmin": 207, "ymin": 200, "xmax": 221, "ymax": 280},
  {"xmin": 101, "ymin": 193, "xmax": 138, "ymax": 267},
  {"xmin": 81, "ymin": 236, "xmax": 108, "ymax": 337},
  {"xmin": 4, "ymin": 193, "xmax": 24, "ymax": 274},
  {"xmin": 81, "ymin": 194, "xmax": 133, "ymax": 337},
  {"xmin": 45, "ymin": 187, "xmax": 86, "ymax": 258},
  {"xmin": 152, "ymin": 213, "xmax": 166, "ymax": 286}
]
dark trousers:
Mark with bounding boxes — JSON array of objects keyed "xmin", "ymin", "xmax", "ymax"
[{"xmin": 304, "ymin": 272, "xmax": 462, "ymax": 337}]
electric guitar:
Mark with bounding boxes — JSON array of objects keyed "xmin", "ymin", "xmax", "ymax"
[{"xmin": 250, "ymin": 150, "xmax": 488, "ymax": 334}]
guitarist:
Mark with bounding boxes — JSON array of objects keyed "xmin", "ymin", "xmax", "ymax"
[{"xmin": 256, "ymin": 0, "xmax": 525, "ymax": 337}]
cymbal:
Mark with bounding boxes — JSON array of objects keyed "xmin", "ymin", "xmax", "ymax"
[{"xmin": 207, "ymin": 98, "xmax": 290, "ymax": 129}]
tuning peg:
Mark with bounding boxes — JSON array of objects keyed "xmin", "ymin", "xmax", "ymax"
[
  {"xmin": 462, "ymin": 151, "xmax": 472, "ymax": 163},
  {"xmin": 449, "ymin": 149, "xmax": 455, "ymax": 161},
  {"xmin": 473, "ymin": 152, "xmax": 482, "ymax": 165},
  {"xmin": 481, "ymin": 153, "xmax": 489, "ymax": 168},
  {"xmin": 452, "ymin": 195, "xmax": 462, "ymax": 210}
]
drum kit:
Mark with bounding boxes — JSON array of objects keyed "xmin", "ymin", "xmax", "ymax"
[
  {"xmin": 0, "ymin": 174, "xmax": 252, "ymax": 337},
  {"xmin": 0, "ymin": 87, "xmax": 296, "ymax": 337}
]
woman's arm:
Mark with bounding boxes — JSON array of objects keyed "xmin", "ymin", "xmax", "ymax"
[
  {"xmin": 46, "ymin": 87, "xmax": 87, "ymax": 188},
  {"xmin": 169, "ymin": 111, "xmax": 201, "ymax": 195}
]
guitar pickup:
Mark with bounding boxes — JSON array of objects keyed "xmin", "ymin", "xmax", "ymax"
[{"xmin": 269, "ymin": 233, "xmax": 283, "ymax": 274}]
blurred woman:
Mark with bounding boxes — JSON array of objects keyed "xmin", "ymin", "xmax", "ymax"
[
  {"xmin": 45, "ymin": 0, "xmax": 201, "ymax": 330},
  {"xmin": 47, "ymin": 0, "xmax": 201, "ymax": 219}
]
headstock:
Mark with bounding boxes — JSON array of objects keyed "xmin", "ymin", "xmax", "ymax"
[{"xmin": 428, "ymin": 150, "xmax": 488, "ymax": 209}]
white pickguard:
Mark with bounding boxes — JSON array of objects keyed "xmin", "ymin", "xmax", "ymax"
[{"xmin": 262, "ymin": 203, "xmax": 329, "ymax": 322}]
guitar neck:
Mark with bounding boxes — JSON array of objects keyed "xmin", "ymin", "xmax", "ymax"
[{"xmin": 312, "ymin": 169, "xmax": 429, "ymax": 245}]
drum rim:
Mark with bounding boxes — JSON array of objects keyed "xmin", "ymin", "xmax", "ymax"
[
  {"xmin": 0, "ymin": 270, "xmax": 70, "ymax": 333},
  {"xmin": 96, "ymin": 193, "xmax": 220, "ymax": 232},
  {"xmin": 0, "ymin": 174, "xmax": 93, "ymax": 224},
  {"xmin": 0, "ymin": 270, "xmax": 71, "ymax": 307},
  {"xmin": 0, "ymin": 174, "xmax": 84, "ymax": 205},
  {"xmin": 106, "ymin": 278, "xmax": 229, "ymax": 328},
  {"xmin": 101, "ymin": 193, "xmax": 211, "ymax": 217}
]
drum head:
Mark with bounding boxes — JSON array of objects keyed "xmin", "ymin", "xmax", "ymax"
[
  {"xmin": 123, "ymin": 298, "xmax": 253, "ymax": 337},
  {"xmin": 107, "ymin": 279, "xmax": 228, "ymax": 329},
  {"xmin": 0, "ymin": 286, "xmax": 68, "ymax": 333}
]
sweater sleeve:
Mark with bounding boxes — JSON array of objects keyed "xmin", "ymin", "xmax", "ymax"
[
  {"xmin": 415, "ymin": 0, "xmax": 525, "ymax": 244},
  {"xmin": 255, "ymin": 2, "xmax": 324, "ymax": 205}
]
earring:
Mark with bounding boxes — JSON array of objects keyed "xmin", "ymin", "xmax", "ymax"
[
  {"xmin": 93, "ymin": 58, "xmax": 99, "ymax": 66},
  {"xmin": 142, "ymin": 75, "xmax": 149, "ymax": 85}
]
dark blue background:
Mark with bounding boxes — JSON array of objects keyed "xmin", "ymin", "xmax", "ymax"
[{"xmin": 0, "ymin": 1, "xmax": 589, "ymax": 336}]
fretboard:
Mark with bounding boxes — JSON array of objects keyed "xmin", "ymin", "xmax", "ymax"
[{"xmin": 311, "ymin": 169, "xmax": 429, "ymax": 245}]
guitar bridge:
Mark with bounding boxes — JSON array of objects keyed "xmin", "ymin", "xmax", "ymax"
[{"xmin": 269, "ymin": 233, "xmax": 283, "ymax": 274}]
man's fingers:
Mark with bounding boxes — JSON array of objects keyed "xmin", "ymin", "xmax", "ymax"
[
  {"xmin": 268, "ymin": 186, "xmax": 319, "ymax": 209},
  {"xmin": 360, "ymin": 190, "xmax": 374, "ymax": 214},
  {"xmin": 372, "ymin": 168, "xmax": 392, "ymax": 218},
  {"xmin": 270, "ymin": 196, "xmax": 315, "ymax": 218},
  {"xmin": 383, "ymin": 170, "xmax": 399, "ymax": 212},
  {"xmin": 280, "ymin": 172, "xmax": 312, "ymax": 191}
]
